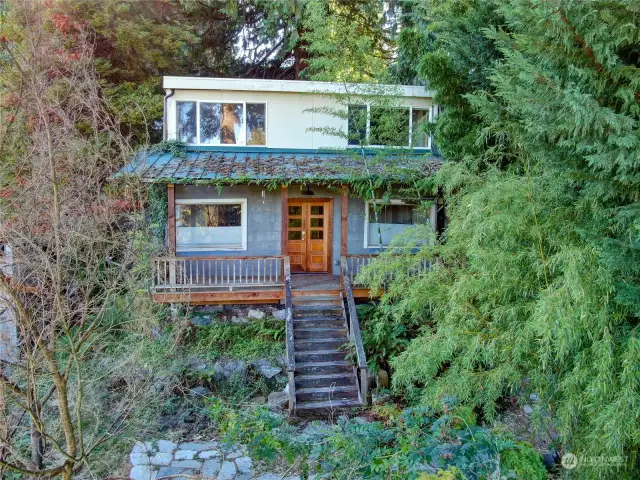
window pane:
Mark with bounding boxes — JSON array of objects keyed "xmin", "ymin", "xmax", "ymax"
[
  {"xmin": 176, "ymin": 102, "xmax": 197, "ymax": 143},
  {"xmin": 310, "ymin": 205, "xmax": 324, "ymax": 215},
  {"xmin": 247, "ymin": 103, "xmax": 266, "ymax": 145},
  {"xmin": 289, "ymin": 206, "xmax": 302, "ymax": 215},
  {"xmin": 347, "ymin": 105, "xmax": 367, "ymax": 146},
  {"xmin": 176, "ymin": 203, "xmax": 243, "ymax": 248},
  {"xmin": 288, "ymin": 218, "xmax": 302, "ymax": 228},
  {"xmin": 310, "ymin": 218, "xmax": 323, "ymax": 227},
  {"xmin": 367, "ymin": 202, "xmax": 430, "ymax": 247},
  {"xmin": 412, "ymin": 109, "xmax": 429, "ymax": 148},
  {"xmin": 200, "ymin": 103, "xmax": 222, "ymax": 144},
  {"xmin": 288, "ymin": 231, "xmax": 302, "ymax": 240},
  {"xmin": 310, "ymin": 230, "xmax": 323, "ymax": 240},
  {"xmin": 370, "ymin": 107, "xmax": 410, "ymax": 146},
  {"xmin": 221, "ymin": 103, "xmax": 244, "ymax": 144}
]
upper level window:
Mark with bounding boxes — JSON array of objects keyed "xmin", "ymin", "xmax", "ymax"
[
  {"xmin": 347, "ymin": 104, "xmax": 431, "ymax": 148},
  {"xmin": 175, "ymin": 101, "xmax": 266, "ymax": 146}
]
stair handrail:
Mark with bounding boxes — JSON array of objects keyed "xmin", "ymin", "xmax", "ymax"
[
  {"xmin": 340, "ymin": 255, "xmax": 369, "ymax": 406},
  {"xmin": 283, "ymin": 256, "xmax": 296, "ymax": 413}
]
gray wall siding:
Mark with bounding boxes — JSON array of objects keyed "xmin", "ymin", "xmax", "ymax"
[
  {"xmin": 172, "ymin": 184, "xmax": 388, "ymax": 275},
  {"xmin": 176, "ymin": 184, "xmax": 281, "ymax": 257}
]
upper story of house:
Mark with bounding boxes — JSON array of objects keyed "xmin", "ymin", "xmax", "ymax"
[{"xmin": 163, "ymin": 76, "xmax": 437, "ymax": 151}]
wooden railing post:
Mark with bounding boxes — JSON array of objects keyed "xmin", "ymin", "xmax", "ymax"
[
  {"xmin": 341, "ymin": 255, "xmax": 369, "ymax": 406},
  {"xmin": 283, "ymin": 256, "xmax": 296, "ymax": 414}
]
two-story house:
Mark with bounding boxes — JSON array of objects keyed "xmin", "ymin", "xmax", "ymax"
[{"xmin": 123, "ymin": 76, "xmax": 442, "ymax": 413}]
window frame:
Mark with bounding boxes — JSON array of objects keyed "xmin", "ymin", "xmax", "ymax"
[
  {"xmin": 174, "ymin": 100, "xmax": 268, "ymax": 147},
  {"xmin": 175, "ymin": 198, "xmax": 248, "ymax": 252},
  {"xmin": 346, "ymin": 104, "xmax": 432, "ymax": 150},
  {"xmin": 363, "ymin": 199, "xmax": 436, "ymax": 249}
]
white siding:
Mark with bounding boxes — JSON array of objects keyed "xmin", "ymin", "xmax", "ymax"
[{"xmin": 166, "ymin": 89, "xmax": 434, "ymax": 150}]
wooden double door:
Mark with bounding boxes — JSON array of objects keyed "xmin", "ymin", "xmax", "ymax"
[{"xmin": 287, "ymin": 199, "xmax": 332, "ymax": 273}]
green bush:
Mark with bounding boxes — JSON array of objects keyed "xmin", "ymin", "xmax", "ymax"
[
  {"xmin": 192, "ymin": 317, "xmax": 285, "ymax": 361},
  {"xmin": 500, "ymin": 442, "xmax": 547, "ymax": 480},
  {"xmin": 208, "ymin": 402, "xmax": 527, "ymax": 479}
]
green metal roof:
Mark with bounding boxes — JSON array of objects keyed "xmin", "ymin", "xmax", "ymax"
[{"xmin": 121, "ymin": 146, "xmax": 442, "ymax": 183}]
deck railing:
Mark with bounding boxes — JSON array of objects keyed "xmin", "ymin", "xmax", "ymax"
[
  {"xmin": 340, "ymin": 256, "xmax": 369, "ymax": 406},
  {"xmin": 153, "ymin": 256, "xmax": 285, "ymax": 291},
  {"xmin": 343, "ymin": 253, "xmax": 431, "ymax": 289},
  {"xmin": 343, "ymin": 254, "xmax": 377, "ymax": 286},
  {"xmin": 283, "ymin": 257, "xmax": 296, "ymax": 414}
]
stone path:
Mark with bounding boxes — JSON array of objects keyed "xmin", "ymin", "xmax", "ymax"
[{"xmin": 129, "ymin": 439, "xmax": 300, "ymax": 480}]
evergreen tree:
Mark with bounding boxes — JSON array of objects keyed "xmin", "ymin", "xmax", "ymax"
[{"xmin": 359, "ymin": 1, "xmax": 640, "ymax": 475}]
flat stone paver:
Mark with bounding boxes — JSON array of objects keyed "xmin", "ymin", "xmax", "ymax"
[{"xmin": 129, "ymin": 438, "xmax": 299, "ymax": 480}]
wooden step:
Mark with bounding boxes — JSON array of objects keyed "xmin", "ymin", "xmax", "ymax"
[
  {"xmin": 296, "ymin": 385, "xmax": 359, "ymax": 402},
  {"xmin": 292, "ymin": 295, "xmax": 342, "ymax": 306},
  {"xmin": 293, "ymin": 304, "xmax": 343, "ymax": 313},
  {"xmin": 294, "ymin": 327, "xmax": 347, "ymax": 339},
  {"xmin": 293, "ymin": 317, "xmax": 345, "ymax": 329},
  {"xmin": 295, "ymin": 372, "xmax": 356, "ymax": 389},
  {"xmin": 296, "ymin": 398, "xmax": 362, "ymax": 413},
  {"xmin": 295, "ymin": 349, "xmax": 348, "ymax": 363},
  {"xmin": 295, "ymin": 337, "xmax": 346, "ymax": 351},
  {"xmin": 295, "ymin": 360, "xmax": 352, "ymax": 375}
]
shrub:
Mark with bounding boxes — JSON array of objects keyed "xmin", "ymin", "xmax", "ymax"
[{"xmin": 500, "ymin": 442, "xmax": 547, "ymax": 480}]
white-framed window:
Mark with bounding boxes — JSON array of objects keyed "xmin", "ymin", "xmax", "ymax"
[
  {"xmin": 175, "ymin": 101, "xmax": 267, "ymax": 146},
  {"xmin": 175, "ymin": 198, "xmax": 248, "ymax": 251},
  {"xmin": 364, "ymin": 200, "xmax": 435, "ymax": 248},
  {"xmin": 347, "ymin": 104, "xmax": 431, "ymax": 149}
]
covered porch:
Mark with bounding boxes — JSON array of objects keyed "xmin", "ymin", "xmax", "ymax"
[{"xmin": 123, "ymin": 146, "xmax": 441, "ymax": 304}]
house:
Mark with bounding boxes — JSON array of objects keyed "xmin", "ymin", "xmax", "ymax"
[{"xmin": 124, "ymin": 76, "xmax": 442, "ymax": 413}]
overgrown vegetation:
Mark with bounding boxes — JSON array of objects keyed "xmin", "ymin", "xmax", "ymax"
[
  {"xmin": 208, "ymin": 400, "xmax": 545, "ymax": 480},
  {"xmin": 356, "ymin": 1, "xmax": 640, "ymax": 477}
]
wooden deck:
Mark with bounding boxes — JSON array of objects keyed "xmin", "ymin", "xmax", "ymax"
[{"xmin": 151, "ymin": 255, "xmax": 379, "ymax": 305}]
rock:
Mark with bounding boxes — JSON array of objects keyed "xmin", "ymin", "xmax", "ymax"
[
  {"xmin": 236, "ymin": 456, "xmax": 253, "ymax": 473},
  {"xmin": 157, "ymin": 466, "xmax": 193, "ymax": 477},
  {"xmin": 199, "ymin": 449, "xmax": 221, "ymax": 459},
  {"xmin": 202, "ymin": 458, "xmax": 222, "ymax": 477},
  {"xmin": 377, "ymin": 369, "xmax": 389, "ymax": 388},
  {"xmin": 178, "ymin": 441, "xmax": 219, "ymax": 451},
  {"xmin": 192, "ymin": 314, "xmax": 212, "ymax": 326},
  {"xmin": 213, "ymin": 358, "xmax": 247, "ymax": 381},
  {"xmin": 247, "ymin": 309, "xmax": 266, "ymax": 319},
  {"xmin": 130, "ymin": 464, "xmax": 157, "ymax": 480},
  {"xmin": 197, "ymin": 305, "xmax": 223, "ymax": 313},
  {"xmin": 255, "ymin": 475, "xmax": 281, "ymax": 480},
  {"xmin": 174, "ymin": 449, "xmax": 196, "ymax": 460},
  {"xmin": 189, "ymin": 386, "xmax": 211, "ymax": 397},
  {"xmin": 253, "ymin": 358, "xmax": 282, "ymax": 379},
  {"xmin": 157, "ymin": 440, "xmax": 177, "ymax": 453},
  {"xmin": 225, "ymin": 449, "xmax": 243, "ymax": 459},
  {"xmin": 529, "ymin": 393, "xmax": 540, "ymax": 402},
  {"xmin": 268, "ymin": 388, "xmax": 290, "ymax": 411},
  {"xmin": 272, "ymin": 309, "xmax": 287, "ymax": 321},
  {"xmin": 150, "ymin": 451, "xmax": 173, "ymax": 466},
  {"xmin": 523, "ymin": 404, "xmax": 534, "ymax": 415},
  {"xmin": 131, "ymin": 441, "xmax": 154, "ymax": 455},
  {"xmin": 218, "ymin": 460, "xmax": 237, "ymax": 480},
  {"xmin": 372, "ymin": 392, "xmax": 392, "ymax": 405},
  {"xmin": 543, "ymin": 450, "xmax": 559, "ymax": 468},
  {"xmin": 170, "ymin": 459, "xmax": 202, "ymax": 469},
  {"xmin": 231, "ymin": 315, "xmax": 249, "ymax": 325}
]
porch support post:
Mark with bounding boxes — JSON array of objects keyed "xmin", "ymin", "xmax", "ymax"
[
  {"xmin": 340, "ymin": 185, "xmax": 348, "ymax": 257},
  {"xmin": 281, "ymin": 184, "xmax": 288, "ymax": 256},
  {"xmin": 167, "ymin": 183, "xmax": 176, "ymax": 254}
]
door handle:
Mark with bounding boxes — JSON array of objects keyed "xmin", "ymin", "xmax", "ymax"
[{"xmin": 301, "ymin": 230, "xmax": 306, "ymax": 240}]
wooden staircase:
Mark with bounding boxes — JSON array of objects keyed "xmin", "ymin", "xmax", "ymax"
[
  {"xmin": 283, "ymin": 257, "xmax": 369, "ymax": 417},
  {"xmin": 292, "ymin": 296, "xmax": 361, "ymax": 414}
]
